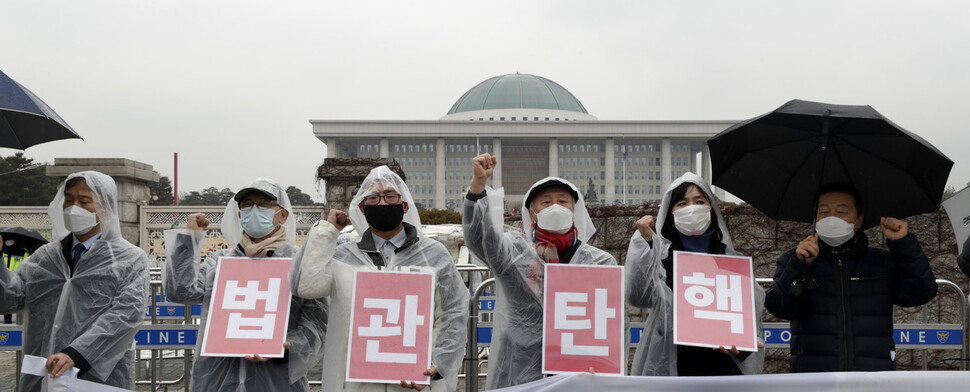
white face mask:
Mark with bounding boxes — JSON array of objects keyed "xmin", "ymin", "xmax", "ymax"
[
  {"xmin": 673, "ymin": 205, "xmax": 712, "ymax": 236},
  {"xmin": 815, "ymin": 216, "xmax": 856, "ymax": 247},
  {"xmin": 63, "ymin": 205, "xmax": 98, "ymax": 236},
  {"xmin": 534, "ymin": 204, "xmax": 574, "ymax": 235},
  {"xmin": 4, "ymin": 239, "xmax": 14, "ymax": 247}
]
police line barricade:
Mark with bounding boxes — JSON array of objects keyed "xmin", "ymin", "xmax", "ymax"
[
  {"xmin": 464, "ymin": 278, "xmax": 969, "ymax": 392},
  {"xmin": 754, "ymin": 277, "xmax": 968, "ymax": 371},
  {"xmin": 138, "ymin": 280, "xmax": 195, "ymax": 390}
]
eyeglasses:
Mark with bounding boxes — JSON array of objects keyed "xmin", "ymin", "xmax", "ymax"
[
  {"xmin": 238, "ymin": 200, "xmax": 279, "ymax": 209},
  {"xmin": 363, "ymin": 193, "xmax": 402, "ymax": 205}
]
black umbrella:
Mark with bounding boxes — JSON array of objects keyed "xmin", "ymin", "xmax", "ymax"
[
  {"xmin": 0, "ymin": 69, "xmax": 82, "ymax": 149},
  {"xmin": 0, "ymin": 226, "xmax": 48, "ymax": 256},
  {"xmin": 708, "ymin": 99, "xmax": 953, "ymax": 229}
]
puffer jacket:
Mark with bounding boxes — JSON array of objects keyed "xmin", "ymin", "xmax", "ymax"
[{"xmin": 765, "ymin": 231, "xmax": 937, "ymax": 372}]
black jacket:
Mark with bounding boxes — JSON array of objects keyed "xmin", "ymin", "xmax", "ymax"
[{"xmin": 765, "ymin": 232, "xmax": 937, "ymax": 372}]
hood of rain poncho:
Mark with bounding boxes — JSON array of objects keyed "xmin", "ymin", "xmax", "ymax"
[
  {"xmin": 521, "ymin": 177, "xmax": 595, "ymax": 243},
  {"xmin": 48, "ymin": 171, "xmax": 122, "ymax": 241},
  {"xmin": 348, "ymin": 165, "xmax": 422, "ymax": 239},
  {"xmin": 626, "ymin": 172, "xmax": 763, "ymax": 376},
  {"xmin": 655, "ymin": 172, "xmax": 734, "ymax": 254},
  {"xmin": 222, "ymin": 178, "xmax": 297, "ymax": 247}
]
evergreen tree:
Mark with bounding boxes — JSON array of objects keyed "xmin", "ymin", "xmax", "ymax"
[
  {"xmin": 0, "ymin": 152, "xmax": 60, "ymax": 206},
  {"xmin": 286, "ymin": 185, "xmax": 317, "ymax": 205},
  {"xmin": 149, "ymin": 176, "xmax": 175, "ymax": 205}
]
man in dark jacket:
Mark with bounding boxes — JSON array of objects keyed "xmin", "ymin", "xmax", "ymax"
[{"xmin": 765, "ymin": 183, "xmax": 938, "ymax": 372}]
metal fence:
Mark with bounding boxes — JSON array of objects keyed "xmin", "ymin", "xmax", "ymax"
[
  {"xmin": 462, "ymin": 278, "xmax": 969, "ymax": 392},
  {"xmin": 1, "ymin": 269, "xmax": 967, "ymax": 392}
]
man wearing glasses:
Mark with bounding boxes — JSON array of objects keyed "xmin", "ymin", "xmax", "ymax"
[
  {"xmin": 293, "ymin": 166, "xmax": 468, "ymax": 392},
  {"xmin": 163, "ymin": 178, "xmax": 328, "ymax": 391}
]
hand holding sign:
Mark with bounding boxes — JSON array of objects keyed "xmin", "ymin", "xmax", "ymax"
[
  {"xmin": 673, "ymin": 251, "xmax": 758, "ymax": 352},
  {"xmin": 542, "ymin": 264, "xmax": 625, "ymax": 375},
  {"xmin": 347, "ymin": 270, "xmax": 435, "ymax": 385},
  {"xmin": 201, "ymin": 257, "xmax": 293, "ymax": 358}
]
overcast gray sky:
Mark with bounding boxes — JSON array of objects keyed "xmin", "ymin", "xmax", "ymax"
[{"xmin": 2, "ymin": 1, "xmax": 968, "ymax": 203}]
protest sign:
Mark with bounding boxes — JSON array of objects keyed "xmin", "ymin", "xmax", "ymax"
[
  {"xmin": 201, "ymin": 257, "xmax": 292, "ymax": 357},
  {"xmin": 542, "ymin": 263, "xmax": 625, "ymax": 375},
  {"xmin": 346, "ymin": 270, "xmax": 435, "ymax": 384},
  {"xmin": 943, "ymin": 186, "xmax": 970, "ymax": 253},
  {"xmin": 673, "ymin": 251, "xmax": 758, "ymax": 352}
]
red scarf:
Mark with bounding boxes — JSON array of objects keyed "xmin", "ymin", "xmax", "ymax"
[
  {"xmin": 534, "ymin": 226, "xmax": 577, "ymax": 258},
  {"xmin": 525, "ymin": 226, "xmax": 577, "ymax": 294}
]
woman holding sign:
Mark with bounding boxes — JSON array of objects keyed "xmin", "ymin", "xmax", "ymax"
[
  {"xmin": 163, "ymin": 178, "xmax": 328, "ymax": 391},
  {"xmin": 626, "ymin": 172, "xmax": 765, "ymax": 376}
]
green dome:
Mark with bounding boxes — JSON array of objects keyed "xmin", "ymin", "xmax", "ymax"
[{"xmin": 447, "ymin": 74, "xmax": 589, "ymax": 115}]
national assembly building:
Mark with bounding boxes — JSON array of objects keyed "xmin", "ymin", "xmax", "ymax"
[{"xmin": 311, "ymin": 73, "xmax": 734, "ymax": 211}]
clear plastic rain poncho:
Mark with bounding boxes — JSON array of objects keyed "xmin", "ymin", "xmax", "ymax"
[
  {"xmin": 292, "ymin": 165, "xmax": 468, "ymax": 392},
  {"xmin": 625, "ymin": 172, "xmax": 765, "ymax": 376},
  {"xmin": 0, "ymin": 171, "xmax": 150, "ymax": 391},
  {"xmin": 462, "ymin": 177, "xmax": 616, "ymax": 390},
  {"xmin": 162, "ymin": 178, "xmax": 328, "ymax": 392}
]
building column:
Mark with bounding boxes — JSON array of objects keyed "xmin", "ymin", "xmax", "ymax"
[
  {"xmin": 492, "ymin": 137, "xmax": 502, "ymax": 189},
  {"xmin": 435, "ymin": 137, "xmax": 446, "ymax": 210},
  {"xmin": 661, "ymin": 138, "xmax": 672, "ymax": 193},
  {"xmin": 605, "ymin": 137, "xmax": 615, "ymax": 204},
  {"xmin": 702, "ymin": 144, "xmax": 712, "ymax": 186},
  {"xmin": 548, "ymin": 138, "xmax": 559, "ymax": 178},
  {"xmin": 379, "ymin": 137, "xmax": 389, "ymax": 158},
  {"xmin": 326, "ymin": 137, "xmax": 336, "ymax": 158}
]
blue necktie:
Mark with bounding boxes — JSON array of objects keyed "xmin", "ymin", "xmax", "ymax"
[{"xmin": 71, "ymin": 243, "xmax": 85, "ymax": 266}]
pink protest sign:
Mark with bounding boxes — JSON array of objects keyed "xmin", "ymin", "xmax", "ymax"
[
  {"xmin": 346, "ymin": 270, "xmax": 435, "ymax": 385},
  {"xmin": 201, "ymin": 257, "xmax": 293, "ymax": 357},
  {"xmin": 542, "ymin": 264, "xmax": 625, "ymax": 375},
  {"xmin": 673, "ymin": 251, "xmax": 758, "ymax": 352}
]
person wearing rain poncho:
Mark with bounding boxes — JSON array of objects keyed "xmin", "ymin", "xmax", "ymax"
[
  {"xmin": 461, "ymin": 153, "xmax": 616, "ymax": 389},
  {"xmin": 626, "ymin": 172, "xmax": 765, "ymax": 376},
  {"xmin": 292, "ymin": 165, "xmax": 468, "ymax": 392},
  {"xmin": 163, "ymin": 178, "xmax": 328, "ymax": 391},
  {"xmin": 0, "ymin": 171, "xmax": 150, "ymax": 391}
]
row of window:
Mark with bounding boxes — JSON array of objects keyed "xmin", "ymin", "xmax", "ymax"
[
  {"xmin": 614, "ymin": 156, "xmax": 692, "ymax": 167},
  {"xmin": 406, "ymin": 169, "xmax": 688, "ymax": 184},
  {"xmin": 445, "ymin": 171, "xmax": 473, "ymax": 181},
  {"xmin": 410, "ymin": 185, "xmax": 435, "ymax": 194},
  {"xmin": 446, "ymin": 144, "xmax": 489, "ymax": 153},
  {"xmin": 364, "ymin": 144, "xmax": 493, "ymax": 154},
  {"xmin": 614, "ymin": 143, "xmax": 691, "ymax": 153},
  {"xmin": 559, "ymin": 144, "xmax": 601, "ymax": 153},
  {"xmin": 408, "ymin": 171, "xmax": 435, "ymax": 181},
  {"xmin": 400, "ymin": 157, "xmax": 434, "ymax": 166},
  {"xmin": 559, "ymin": 171, "xmax": 604, "ymax": 181},
  {"xmin": 397, "ymin": 156, "xmax": 688, "ymax": 169},
  {"xmin": 616, "ymin": 185, "xmax": 663, "ymax": 195},
  {"xmin": 616, "ymin": 171, "xmax": 662, "ymax": 181},
  {"xmin": 471, "ymin": 116, "xmax": 573, "ymax": 121},
  {"xmin": 363, "ymin": 142, "xmax": 693, "ymax": 155},
  {"xmin": 560, "ymin": 157, "xmax": 604, "ymax": 167}
]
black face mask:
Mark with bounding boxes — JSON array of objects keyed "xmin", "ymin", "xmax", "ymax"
[{"xmin": 363, "ymin": 204, "xmax": 405, "ymax": 232}]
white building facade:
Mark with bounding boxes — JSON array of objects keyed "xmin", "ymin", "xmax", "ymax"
[{"xmin": 312, "ymin": 74, "xmax": 732, "ymax": 210}]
